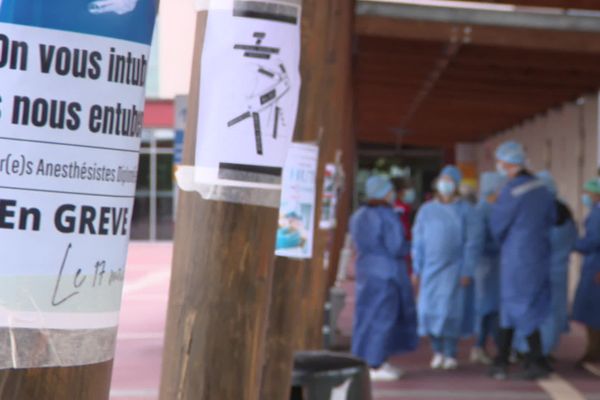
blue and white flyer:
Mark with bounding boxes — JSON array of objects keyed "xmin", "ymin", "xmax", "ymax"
[{"xmin": 0, "ymin": 0, "xmax": 157, "ymax": 368}]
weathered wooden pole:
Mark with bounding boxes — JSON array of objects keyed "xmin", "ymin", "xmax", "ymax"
[
  {"xmin": 0, "ymin": 364, "xmax": 113, "ymax": 400},
  {"xmin": 260, "ymin": 0, "xmax": 356, "ymax": 395},
  {"xmin": 296, "ymin": 0, "xmax": 356, "ymax": 351},
  {"xmin": 159, "ymin": 5, "xmax": 300, "ymax": 400}
]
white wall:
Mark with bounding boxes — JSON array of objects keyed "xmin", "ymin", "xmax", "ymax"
[
  {"xmin": 157, "ymin": 1, "xmax": 196, "ymax": 99},
  {"xmin": 477, "ymin": 92, "xmax": 600, "ymax": 301}
]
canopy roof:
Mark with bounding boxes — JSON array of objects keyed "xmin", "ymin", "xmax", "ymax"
[{"xmin": 355, "ymin": 1, "xmax": 600, "ymax": 147}]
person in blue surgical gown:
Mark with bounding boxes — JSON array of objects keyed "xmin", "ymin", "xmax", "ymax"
[
  {"xmin": 350, "ymin": 175, "xmax": 418, "ymax": 382},
  {"xmin": 513, "ymin": 171, "xmax": 577, "ymax": 362},
  {"xmin": 572, "ymin": 178, "xmax": 600, "ymax": 367},
  {"xmin": 412, "ymin": 165, "xmax": 483, "ymax": 371},
  {"xmin": 470, "ymin": 172, "xmax": 506, "ymax": 365},
  {"xmin": 489, "ymin": 141, "xmax": 556, "ymax": 381}
]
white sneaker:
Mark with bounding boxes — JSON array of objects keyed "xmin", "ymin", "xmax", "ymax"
[
  {"xmin": 470, "ymin": 347, "xmax": 492, "ymax": 365},
  {"xmin": 369, "ymin": 366, "xmax": 400, "ymax": 382},
  {"xmin": 430, "ymin": 353, "xmax": 444, "ymax": 370},
  {"xmin": 382, "ymin": 362, "xmax": 405, "ymax": 378},
  {"xmin": 443, "ymin": 357, "xmax": 458, "ymax": 370}
]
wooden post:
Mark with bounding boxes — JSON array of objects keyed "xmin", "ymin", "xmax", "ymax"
[
  {"xmin": 0, "ymin": 362, "xmax": 112, "ymax": 400},
  {"xmin": 328, "ymin": 72, "xmax": 357, "ymax": 289},
  {"xmin": 258, "ymin": 5, "xmax": 331, "ymax": 398},
  {"xmin": 158, "ymin": 13, "xmax": 278, "ymax": 400},
  {"xmin": 297, "ymin": 0, "xmax": 356, "ymax": 351},
  {"xmin": 259, "ymin": 1, "xmax": 355, "ymax": 398}
]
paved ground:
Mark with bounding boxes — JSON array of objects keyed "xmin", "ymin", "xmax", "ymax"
[
  {"xmin": 110, "ymin": 242, "xmax": 171, "ymax": 400},
  {"xmin": 338, "ymin": 283, "xmax": 600, "ymax": 400},
  {"xmin": 110, "ymin": 242, "xmax": 600, "ymax": 399}
]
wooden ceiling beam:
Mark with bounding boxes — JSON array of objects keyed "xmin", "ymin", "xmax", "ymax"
[
  {"xmin": 356, "ymin": 16, "xmax": 600, "ymax": 54},
  {"xmin": 445, "ymin": 0, "xmax": 600, "ymax": 11}
]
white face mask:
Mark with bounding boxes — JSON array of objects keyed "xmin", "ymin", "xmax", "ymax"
[
  {"xmin": 496, "ymin": 162, "xmax": 509, "ymax": 177},
  {"xmin": 436, "ymin": 180, "xmax": 456, "ymax": 197},
  {"xmin": 403, "ymin": 189, "xmax": 416, "ymax": 204}
]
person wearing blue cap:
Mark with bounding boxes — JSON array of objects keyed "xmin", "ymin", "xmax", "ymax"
[
  {"xmin": 350, "ymin": 175, "xmax": 418, "ymax": 381},
  {"xmin": 572, "ymin": 178, "xmax": 600, "ymax": 367},
  {"xmin": 276, "ymin": 211, "xmax": 306, "ymax": 250},
  {"xmin": 470, "ymin": 172, "xmax": 506, "ymax": 365},
  {"xmin": 412, "ymin": 165, "xmax": 483, "ymax": 371},
  {"xmin": 489, "ymin": 142, "xmax": 556, "ymax": 380},
  {"xmin": 512, "ymin": 171, "xmax": 577, "ymax": 362}
]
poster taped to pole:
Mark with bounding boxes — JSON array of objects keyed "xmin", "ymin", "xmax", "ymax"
[
  {"xmin": 180, "ymin": 0, "xmax": 301, "ymax": 207},
  {"xmin": 0, "ymin": 0, "xmax": 157, "ymax": 368},
  {"xmin": 319, "ymin": 163, "xmax": 341, "ymax": 230},
  {"xmin": 275, "ymin": 143, "xmax": 318, "ymax": 259}
]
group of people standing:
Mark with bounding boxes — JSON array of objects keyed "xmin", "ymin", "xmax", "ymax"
[{"xmin": 350, "ymin": 140, "xmax": 600, "ymax": 382}]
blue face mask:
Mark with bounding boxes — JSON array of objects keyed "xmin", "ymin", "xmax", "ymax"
[
  {"xmin": 437, "ymin": 180, "xmax": 456, "ymax": 197},
  {"xmin": 403, "ymin": 189, "xmax": 416, "ymax": 204},
  {"xmin": 496, "ymin": 162, "xmax": 509, "ymax": 177},
  {"xmin": 582, "ymin": 194, "xmax": 595, "ymax": 209}
]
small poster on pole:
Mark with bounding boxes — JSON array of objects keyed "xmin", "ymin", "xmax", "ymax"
[{"xmin": 275, "ymin": 143, "xmax": 318, "ymax": 259}]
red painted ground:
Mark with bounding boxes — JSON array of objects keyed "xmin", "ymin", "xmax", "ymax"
[
  {"xmin": 110, "ymin": 242, "xmax": 172, "ymax": 400},
  {"xmin": 110, "ymin": 243, "xmax": 600, "ymax": 399}
]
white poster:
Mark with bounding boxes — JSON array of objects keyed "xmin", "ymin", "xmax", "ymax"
[
  {"xmin": 275, "ymin": 143, "xmax": 318, "ymax": 259},
  {"xmin": 0, "ymin": 0, "xmax": 157, "ymax": 368},
  {"xmin": 195, "ymin": 0, "xmax": 301, "ymax": 187}
]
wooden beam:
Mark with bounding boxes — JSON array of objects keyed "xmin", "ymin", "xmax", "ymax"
[
  {"xmin": 159, "ymin": 12, "xmax": 278, "ymax": 400},
  {"xmin": 356, "ymin": 1, "xmax": 600, "ymax": 32},
  {"xmin": 452, "ymin": 0, "xmax": 600, "ymax": 11},
  {"xmin": 260, "ymin": 0, "xmax": 354, "ymax": 398},
  {"xmin": 0, "ymin": 363, "xmax": 112, "ymax": 400},
  {"xmin": 357, "ymin": 15, "xmax": 600, "ymax": 53}
]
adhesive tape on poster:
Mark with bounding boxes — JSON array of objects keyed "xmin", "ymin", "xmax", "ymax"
[
  {"xmin": 176, "ymin": 166, "xmax": 282, "ymax": 208},
  {"xmin": 194, "ymin": 0, "xmax": 302, "ymax": 11},
  {"xmin": 194, "ymin": 0, "xmax": 233, "ymax": 11}
]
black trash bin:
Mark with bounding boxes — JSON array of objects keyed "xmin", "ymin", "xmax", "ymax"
[{"xmin": 290, "ymin": 351, "xmax": 372, "ymax": 400}]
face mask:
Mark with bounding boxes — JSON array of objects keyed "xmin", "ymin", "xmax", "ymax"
[
  {"xmin": 403, "ymin": 189, "xmax": 416, "ymax": 204},
  {"xmin": 582, "ymin": 194, "xmax": 594, "ymax": 209},
  {"xmin": 496, "ymin": 162, "xmax": 509, "ymax": 177},
  {"xmin": 436, "ymin": 180, "xmax": 456, "ymax": 197}
]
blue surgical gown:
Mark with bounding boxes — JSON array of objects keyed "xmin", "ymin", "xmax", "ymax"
[
  {"xmin": 490, "ymin": 173, "xmax": 555, "ymax": 336},
  {"xmin": 350, "ymin": 205, "xmax": 418, "ymax": 367},
  {"xmin": 412, "ymin": 199, "xmax": 483, "ymax": 339},
  {"xmin": 572, "ymin": 205, "xmax": 600, "ymax": 330},
  {"xmin": 475, "ymin": 201, "xmax": 501, "ymax": 325},
  {"xmin": 514, "ymin": 201, "xmax": 577, "ymax": 354}
]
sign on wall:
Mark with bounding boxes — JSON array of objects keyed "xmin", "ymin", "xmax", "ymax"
[{"xmin": 0, "ymin": 0, "xmax": 157, "ymax": 368}]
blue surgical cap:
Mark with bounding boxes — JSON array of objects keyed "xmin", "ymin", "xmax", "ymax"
[
  {"xmin": 366, "ymin": 175, "xmax": 394, "ymax": 200},
  {"xmin": 495, "ymin": 141, "xmax": 526, "ymax": 165},
  {"xmin": 479, "ymin": 172, "xmax": 506, "ymax": 198},
  {"xmin": 285, "ymin": 211, "xmax": 302, "ymax": 220},
  {"xmin": 440, "ymin": 165, "xmax": 462, "ymax": 185},
  {"xmin": 536, "ymin": 170, "xmax": 557, "ymax": 195}
]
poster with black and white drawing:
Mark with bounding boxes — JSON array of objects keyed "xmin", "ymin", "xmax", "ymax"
[
  {"xmin": 275, "ymin": 143, "xmax": 318, "ymax": 259},
  {"xmin": 194, "ymin": 0, "xmax": 301, "ymax": 187}
]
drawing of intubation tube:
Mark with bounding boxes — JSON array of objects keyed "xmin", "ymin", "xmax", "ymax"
[{"xmin": 227, "ymin": 32, "xmax": 292, "ymax": 156}]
